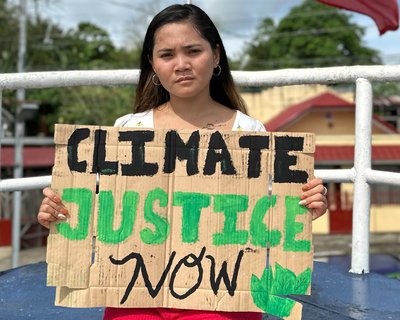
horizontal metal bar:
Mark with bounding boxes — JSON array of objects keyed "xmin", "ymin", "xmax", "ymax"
[
  {"xmin": 314, "ymin": 168, "xmax": 355, "ymax": 183},
  {"xmin": 0, "ymin": 176, "xmax": 51, "ymax": 192},
  {"xmin": 0, "ymin": 168, "xmax": 359, "ymax": 192},
  {"xmin": 1, "ymin": 137, "xmax": 54, "ymax": 145},
  {"xmin": 365, "ymin": 168, "xmax": 400, "ymax": 186},
  {"xmin": 233, "ymin": 65, "xmax": 400, "ymax": 87},
  {"xmin": 0, "ymin": 70, "xmax": 140, "ymax": 90},
  {"xmin": 1, "ymin": 65, "xmax": 400, "ymax": 90},
  {"xmin": 0, "ymin": 167, "xmax": 393, "ymax": 189}
]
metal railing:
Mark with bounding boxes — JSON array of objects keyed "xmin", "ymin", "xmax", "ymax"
[{"xmin": 1, "ymin": 66, "xmax": 400, "ymax": 274}]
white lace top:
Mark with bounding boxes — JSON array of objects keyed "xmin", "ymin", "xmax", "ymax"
[{"xmin": 114, "ymin": 109, "xmax": 266, "ymax": 132}]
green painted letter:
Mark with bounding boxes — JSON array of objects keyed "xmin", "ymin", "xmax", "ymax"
[
  {"xmin": 212, "ymin": 194, "xmax": 249, "ymax": 245},
  {"xmin": 173, "ymin": 192, "xmax": 211, "ymax": 243},
  {"xmin": 141, "ymin": 188, "xmax": 169, "ymax": 244},
  {"xmin": 284, "ymin": 196, "xmax": 310, "ymax": 252},
  {"xmin": 250, "ymin": 195, "xmax": 281, "ymax": 247},
  {"xmin": 56, "ymin": 188, "xmax": 92, "ymax": 240},
  {"xmin": 98, "ymin": 191, "xmax": 139, "ymax": 244}
]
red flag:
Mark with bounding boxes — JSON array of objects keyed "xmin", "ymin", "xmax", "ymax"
[{"xmin": 317, "ymin": 0, "xmax": 399, "ymax": 35}]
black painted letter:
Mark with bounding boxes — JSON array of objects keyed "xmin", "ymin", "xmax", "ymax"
[
  {"xmin": 119, "ymin": 130, "xmax": 158, "ymax": 176},
  {"xmin": 274, "ymin": 136, "xmax": 308, "ymax": 183},
  {"xmin": 109, "ymin": 251, "xmax": 176, "ymax": 304},
  {"xmin": 239, "ymin": 135, "xmax": 269, "ymax": 178},
  {"xmin": 67, "ymin": 128, "xmax": 90, "ymax": 173},
  {"xmin": 206, "ymin": 249, "xmax": 244, "ymax": 296},
  {"xmin": 203, "ymin": 132, "xmax": 236, "ymax": 176},
  {"xmin": 169, "ymin": 247, "xmax": 206, "ymax": 299},
  {"xmin": 92, "ymin": 129, "xmax": 118, "ymax": 175},
  {"xmin": 163, "ymin": 130, "xmax": 200, "ymax": 176}
]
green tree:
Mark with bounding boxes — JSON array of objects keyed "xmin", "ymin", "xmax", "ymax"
[
  {"xmin": 373, "ymin": 83, "xmax": 400, "ymax": 96},
  {"xmin": 57, "ymin": 22, "xmax": 117, "ymax": 70},
  {"xmin": 0, "ymin": 0, "xmax": 19, "ymax": 72},
  {"xmin": 56, "ymin": 85, "xmax": 134, "ymax": 127},
  {"xmin": 1, "ymin": 0, "xmax": 141, "ymax": 135},
  {"xmin": 26, "ymin": 20, "xmax": 140, "ymax": 71},
  {"xmin": 243, "ymin": 0, "xmax": 381, "ymax": 70}
]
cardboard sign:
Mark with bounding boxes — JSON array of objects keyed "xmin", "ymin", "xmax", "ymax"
[{"xmin": 47, "ymin": 124, "xmax": 315, "ymax": 319}]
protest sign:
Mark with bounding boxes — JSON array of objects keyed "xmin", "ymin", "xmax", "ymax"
[{"xmin": 47, "ymin": 124, "xmax": 315, "ymax": 319}]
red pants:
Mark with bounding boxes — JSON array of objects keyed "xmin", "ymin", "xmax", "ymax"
[{"xmin": 103, "ymin": 307, "xmax": 262, "ymax": 320}]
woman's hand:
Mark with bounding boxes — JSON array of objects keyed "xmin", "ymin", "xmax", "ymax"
[
  {"xmin": 299, "ymin": 178, "xmax": 328, "ymax": 220},
  {"xmin": 37, "ymin": 187, "xmax": 69, "ymax": 229}
]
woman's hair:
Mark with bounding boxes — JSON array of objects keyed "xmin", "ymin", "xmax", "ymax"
[{"xmin": 134, "ymin": 4, "xmax": 247, "ymax": 114}]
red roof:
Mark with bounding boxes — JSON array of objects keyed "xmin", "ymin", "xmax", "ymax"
[
  {"xmin": 1, "ymin": 146, "xmax": 55, "ymax": 167},
  {"xmin": 316, "ymin": 145, "xmax": 400, "ymax": 162},
  {"xmin": 265, "ymin": 92, "xmax": 398, "ymax": 133}
]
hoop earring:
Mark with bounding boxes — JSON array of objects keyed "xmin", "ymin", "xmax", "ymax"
[
  {"xmin": 213, "ymin": 65, "xmax": 221, "ymax": 77},
  {"xmin": 152, "ymin": 74, "xmax": 161, "ymax": 86}
]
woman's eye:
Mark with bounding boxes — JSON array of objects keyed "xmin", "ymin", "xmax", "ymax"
[
  {"xmin": 158, "ymin": 51, "xmax": 173, "ymax": 58},
  {"xmin": 189, "ymin": 49, "xmax": 201, "ymax": 54}
]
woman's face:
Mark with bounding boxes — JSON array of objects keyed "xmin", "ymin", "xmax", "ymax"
[{"xmin": 151, "ymin": 21, "xmax": 220, "ymax": 100}]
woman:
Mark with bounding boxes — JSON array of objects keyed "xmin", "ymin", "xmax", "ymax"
[{"xmin": 38, "ymin": 4, "xmax": 327, "ymax": 320}]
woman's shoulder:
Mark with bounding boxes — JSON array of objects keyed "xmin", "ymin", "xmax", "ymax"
[
  {"xmin": 233, "ymin": 110, "xmax": 266, "ymax": 132},
  {"xmin": 113, "ymin": 110, "xmax": 154, "ymax": 128}
]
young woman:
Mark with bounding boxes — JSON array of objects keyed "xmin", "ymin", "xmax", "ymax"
[{"xmin": 38, "ymin": 4, "xmax": 328, "ymax": 320}]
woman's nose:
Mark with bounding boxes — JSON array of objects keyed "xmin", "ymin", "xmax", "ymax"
[{"xmin": 175, "ymin": 54, "xmax": 190, "ymax": 71}]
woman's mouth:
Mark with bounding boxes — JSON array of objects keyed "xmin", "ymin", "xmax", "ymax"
[{"xmin": 176, "ymin": 76, "xmax": 194, "ymax": 83}]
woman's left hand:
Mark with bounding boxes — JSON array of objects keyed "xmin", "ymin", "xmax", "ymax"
[{"xmin": 299, "ymin": 177, "xmax": 328, "ymax": 220}]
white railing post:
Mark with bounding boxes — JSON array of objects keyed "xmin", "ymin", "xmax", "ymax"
[{"xmin": 350, "ymin": 78, "xmax": 373, "ymax": 274}]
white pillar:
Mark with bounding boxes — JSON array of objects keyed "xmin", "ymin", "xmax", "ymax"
[{"xmin": 350, "ymin": 78, "xmax": 373, "ymax": 274}]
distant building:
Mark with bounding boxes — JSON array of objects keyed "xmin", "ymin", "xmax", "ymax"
[
  {"xmin": 241, "ymin": 84, "xmax": 354, "ymax": 124},
  {"xmin": 373, "ymin": 96, "xmax": 400, "ymax": 132},
  {"xmin": 261, "ymin": 91, "xmax": 400, "ymax": 234}
]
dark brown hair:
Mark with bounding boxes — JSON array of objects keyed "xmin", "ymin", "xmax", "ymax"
[{"xmin": 134, "ymin": 4, "xmax": 247, "ymax": 114}]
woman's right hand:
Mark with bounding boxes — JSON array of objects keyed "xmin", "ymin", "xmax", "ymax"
[{"xmin": 37, "ymin": 187, "xmax": 69, "ymax": 229}]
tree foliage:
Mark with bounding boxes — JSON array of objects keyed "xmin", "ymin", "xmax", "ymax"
[
  {"xmin": 1, "ymin": 0, "xmax": 140, "ymax": 135},
  {"xmin": 56, "ymin": 86, "xmax": 134, "ymax": 127},
  {"xmin": 0, "ymin": 0, "xmax": 19, "ymax": 72},
  {"xmin": 243, "ymin": 0, "xmax": 381, "ymax": 70},
  {"xmin": 373, "ymin": 83, "xmax": 400, "ymax": 96}
]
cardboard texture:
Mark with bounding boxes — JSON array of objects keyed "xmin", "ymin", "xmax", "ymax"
[{"xmin": 47, "ymin": 124, "xmax": 315, "ymax": 319}]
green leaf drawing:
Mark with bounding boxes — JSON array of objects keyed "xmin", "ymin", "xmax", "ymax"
[{"xmin": 250, "ymin": 263, "xmax": 312, "ymax": 318}]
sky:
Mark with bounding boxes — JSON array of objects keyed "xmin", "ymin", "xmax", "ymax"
[{"xmin": 18, "ymin": 0, "xmax": 400, "ymax": 63}]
